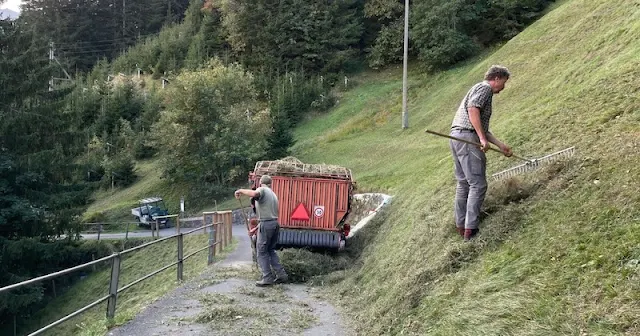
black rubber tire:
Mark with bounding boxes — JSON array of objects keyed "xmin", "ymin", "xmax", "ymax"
[
  {"xmin": 279, "ymin": 230, "xmax": 286, "ymax": 245},
  {"xmin": 330, "ymin": 232, "xmax": 338, "ymax": 249},
  {"xmin": 286, "ymin": 230, "xmax": 292, "ymax": 246}
]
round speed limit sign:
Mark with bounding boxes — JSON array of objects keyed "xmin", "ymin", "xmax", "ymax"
[{"xmin": 313, "ymin": 206, "xmax": 325, "ymax": 218}]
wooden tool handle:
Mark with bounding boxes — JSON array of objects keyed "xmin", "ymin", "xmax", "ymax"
[
  {"xmin": 425, "ymin": 129, "xmax": 532, "ymax": 163},
  {"xmin": 237, "ymin": 198, "xmax": 258, "ymax": 265},
  {"xmin": 237, "ymin": 198, "xmax": 251, "ymax": 232}
]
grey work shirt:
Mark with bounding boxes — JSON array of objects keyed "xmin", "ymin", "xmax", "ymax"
[
  {"xmin": 451, "ymin": 81, "xmax": 494, "ymax": 134},
  {"xmin": 255, "ymin": 186, "xmax": 279, "ymax": 221}
]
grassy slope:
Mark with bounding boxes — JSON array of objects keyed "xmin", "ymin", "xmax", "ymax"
[
  {"xmin": 293, "ymin": 0, "xmax": 640, "ymax": 334},
  {"xmin": 84, "ymin": 160, "xmax": 238, "ymax": 223},
  {"xmin": 29, "ymin": 235, "xmax": 237, "ymax": 336}
]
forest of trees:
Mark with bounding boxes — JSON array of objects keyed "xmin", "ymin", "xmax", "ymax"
[{"xmin": 0, "ymin": 0, "xmax": 554, "ymax": 332}]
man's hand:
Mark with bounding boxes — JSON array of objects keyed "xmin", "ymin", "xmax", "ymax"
[
  {"xmin": 499, "ymin": 143, "xmax": 513, "ymax": 157},
  {"xmin": 479, "ymin": 137, "xmax": 490, "ymax": 153},
  {"xmin": 234, "ymin": 190, "xmax": 242, "ymax": 199}
]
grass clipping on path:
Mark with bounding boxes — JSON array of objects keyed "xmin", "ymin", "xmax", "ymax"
[
  {"xmin": 26, "ymin": 236, "xmax": 238, "ymax": 336},
  {"xmin": 278, "ymin": 248, "xmax": 352, "ymax": 284}
]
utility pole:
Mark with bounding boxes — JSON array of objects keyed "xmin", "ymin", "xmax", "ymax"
[
  {"xmin": 49, "ymin": 42, "xmax": 54, "ymax": 92},
  {"xmin": 122, "ymin": 0, "xmax": 126, "ymax": 52},
  {"xmin": 401, "ymin": 0, "xmax": 410, "ymax": 129},
  {"xmin": 122, "ymin": 0, "xmax": 126, "ymax": 36}
]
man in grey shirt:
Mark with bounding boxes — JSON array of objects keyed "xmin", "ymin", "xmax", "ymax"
[
  {"xmin": 450, "ymin": 65, "xmax": 513, "ymax": 241},
  {"xmin": 235, "ymin": 175, "xmax": 288, "ymax": 286}
]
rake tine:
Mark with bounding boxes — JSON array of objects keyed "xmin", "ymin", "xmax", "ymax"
[{"xmin": 491, "ymin": 146, "xmax": 576, "ymax": 181}]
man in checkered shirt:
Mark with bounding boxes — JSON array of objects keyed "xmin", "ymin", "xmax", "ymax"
[{"xmin": 450, "ymin": 65, "xmax": 513, "ymax": 241}]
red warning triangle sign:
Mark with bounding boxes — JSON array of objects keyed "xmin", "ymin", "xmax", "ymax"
[{"xmin": 290, "ymin": 203, "xmax": 310, "ymax": 221}]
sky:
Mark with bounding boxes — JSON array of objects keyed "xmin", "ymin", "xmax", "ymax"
[{"xmin": 1, "ymin": 0, "xmax": 21, "ymax": 12}]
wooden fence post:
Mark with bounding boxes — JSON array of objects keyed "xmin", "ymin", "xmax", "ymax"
[
  {"xmin": 106, "ymin": 254, "xmax": 121, "ymax": 319},
  {"xmin": 177, "ymin": 234, "xmax": 184, "ymax": 281}
]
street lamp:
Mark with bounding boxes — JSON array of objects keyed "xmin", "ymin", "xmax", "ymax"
[{"xmin": 401, "ymin": 0, "xmax": 409, "ymax": 129}]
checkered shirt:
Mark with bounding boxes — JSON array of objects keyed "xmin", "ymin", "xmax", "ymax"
[{"xmin": 451, "ymin": 81, "xmax": 493, "ymax": 134}]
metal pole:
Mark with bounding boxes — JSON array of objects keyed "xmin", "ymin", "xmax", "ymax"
[
  {"xmin": 122, "ymin": 0, "xmax": 126, "ymax": 40},
  {"xmin": 154, "ymin": 219, "xmax": 159, "ymax": 239},
  {"xmin": 49, "ymin": 42, "xmax": 54, "ymax": 92},
  {"xmin": 402, "ymin": 0, "xmax": 410, "ymax": 129},
  {"xmin": 97, "ymin": 224, "xmax": 102, "ymax": 241},
  {"xmin": 106, "ymin": 254, "xmax": 121, "ymax": 319},
  {"xmin": 208, "ymin": 228, "xmax": 215, "ymax": 265},
  {"xmin": 177, "ymin": 234, "xmax": 184, "ymax": 281}
]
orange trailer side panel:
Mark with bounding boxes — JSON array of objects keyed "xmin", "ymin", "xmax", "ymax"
[{"xmin": 267, "ymin": 176, "xmax": 350, "ymax": 231}]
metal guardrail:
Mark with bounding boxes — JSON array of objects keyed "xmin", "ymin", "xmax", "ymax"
[
  {"xmin": 79, "ymin": 213, "xmax": 202, "ymax": 241},
  {"xmin": 79, "ymin": 222, "xmax": 138, "ymax": 241},
  {"xmin": 0, "ymin": 216, "xmax": 234, "ymax": 336}
]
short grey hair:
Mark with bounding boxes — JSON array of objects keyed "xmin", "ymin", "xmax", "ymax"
[
  {"xmin": 259, "ymin": 175, "xmax": 272, "ymax": 185},
  {"xmin": 484, "ymin": 65, "xmax": 511, "ymax": 80}
]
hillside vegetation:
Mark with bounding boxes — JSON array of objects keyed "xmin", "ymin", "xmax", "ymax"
[
  {"xmin": 292, "ymin": 0, "xmax": 640, "ymax": 334},
  {"xmin": 4, "ymin": 0, "xmax": 639, "ymax": 334}
]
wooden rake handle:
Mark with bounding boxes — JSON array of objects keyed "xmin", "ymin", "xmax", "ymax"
[
  {"xmin": 237, "ymin": 198, "xmax": 258, "ymax": 263},
  {"xmin": 237, "ymin": 198, "xmax": 251, "ymax": 232},
  {"xmin": 425, "ymin": 129, "xmax": 533, "ymax": 163}
]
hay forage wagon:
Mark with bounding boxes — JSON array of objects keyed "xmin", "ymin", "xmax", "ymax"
[{"xmin": 248, "ymin": 158, "xmax": 354, "ymax": 251}]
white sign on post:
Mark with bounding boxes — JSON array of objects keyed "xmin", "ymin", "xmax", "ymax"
[
  {"xmin": 180, "ymin": 197, "xmax": 185, "ymax": 213},
  {"xmin": 313, "ymin": 206, "xmax": 325, "ymax": 218}
]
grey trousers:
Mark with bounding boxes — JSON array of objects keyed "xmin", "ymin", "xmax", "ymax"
[
  {"xmin": 450, "ymin": 129, "xmax": 488, "ymax": 230},
  {"xmin": 256, "ymin": 219, "xmax": 287, "ymax": 281}
]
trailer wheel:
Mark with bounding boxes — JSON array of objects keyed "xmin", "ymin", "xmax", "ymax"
[{"xmin": 278, "ymin": 230, "xmax": 285, "ymax": 246}]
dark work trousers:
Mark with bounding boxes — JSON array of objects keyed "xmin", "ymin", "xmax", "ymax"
[{"xmin": 256, "ymin": 219, "xmax": 287, "ymax": 282}]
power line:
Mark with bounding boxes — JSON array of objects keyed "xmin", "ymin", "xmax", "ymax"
[
  {"xmin": 58, "ymin": 41, "xmax": 133, "ymax": 50},
  {"xmin": 58, "ymin": 48, "xmax": 125, "ymax": 56},
  {"xmin": 55, "ymin": 33, "xmax": 159, "ymax": 47}
]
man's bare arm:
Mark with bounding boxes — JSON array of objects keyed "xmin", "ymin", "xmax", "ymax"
[
  {"xmin": 468, "ymin": 107, "xmax": 489, "ymax": 151},
  {"xmin": 235, "ymin": 189, "xmax": 259, "ymax": 199},
  {"xmin": 486, "ymin": 133, "xmax": 512, "ymax": 157}
]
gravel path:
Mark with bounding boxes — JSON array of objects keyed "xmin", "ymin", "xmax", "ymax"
[{"xmin": 107, "ymin": 224, "xmax": 354, "ymax": 336}]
